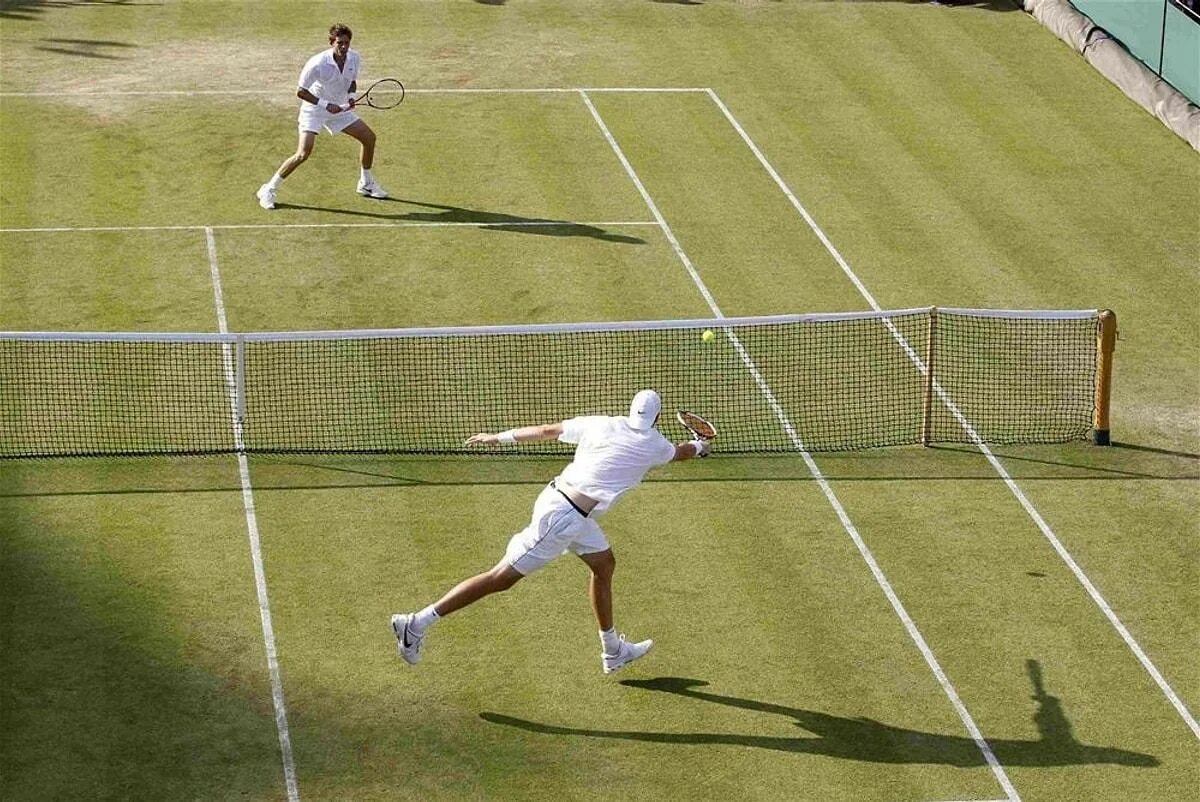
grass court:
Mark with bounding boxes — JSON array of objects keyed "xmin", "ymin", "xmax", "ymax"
[{"xmin": 1, "ymin": 2, "xmax": 1197, "ymax": 800}]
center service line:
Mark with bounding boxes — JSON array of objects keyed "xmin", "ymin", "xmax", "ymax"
[{"xmin": 205, "ymin": 227, "xmax": 301, "ymax": 802}]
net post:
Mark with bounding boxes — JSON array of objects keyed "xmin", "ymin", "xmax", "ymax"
[
  {"xmin": 921, "ymin": 306, "xmax": 938, "ymax": 446},
  {"xmin": 235, "ymin": 335, "xmax": 247, "ymax": 426},
  {"xmin": 1093, "ymin": 309, "xmax": 1117, "ymax": 446}
]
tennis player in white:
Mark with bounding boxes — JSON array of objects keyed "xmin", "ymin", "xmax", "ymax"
[
  {"xmin": 391, "ymin": 390, "xmax": 710, "ymax": 674},
  {"xmin": 256, "ymin": 23, "xmax": 388, "ymax": 210}
]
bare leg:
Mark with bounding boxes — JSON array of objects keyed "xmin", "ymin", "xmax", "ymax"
[
  {"xmin": 275, "ymin": 130, "xmax": 317, "ymax": 179},
  {"xmin": 342, "ymin": 119, "xmax": 377, "ymax": 169},
  {"xmin": 579, "ymin": 549, "xmax": 616, "ymax": 632},
  {"xmin": 433, "ymin": 559, "xmax": 523, "ymax": 618}
]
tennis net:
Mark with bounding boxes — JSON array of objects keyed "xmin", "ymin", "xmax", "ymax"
[{"xmin": 0, "ymin": 308, "xmax": 1113, "ymax": 458}]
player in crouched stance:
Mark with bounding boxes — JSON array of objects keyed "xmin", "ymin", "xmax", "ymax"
[
  {"xmin": 256, "ymin": 23, "xmax": 388, "ymax": 210},
  {"xmin": 391, "ymin": 390, "xmax": 710, "ymax": 674}
]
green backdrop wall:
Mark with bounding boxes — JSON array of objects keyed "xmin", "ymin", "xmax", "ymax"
[{"xmin": 1070, "ymin": 0, "xmax": 1200, "ymax": 104}]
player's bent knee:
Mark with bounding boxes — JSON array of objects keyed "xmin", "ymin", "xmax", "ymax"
[
  {"xmin": 489, "ymin": 564, "xmax": 523, "ymax": 591},
  {"xmin": 585, "ymin": 550, "xmax": 616, "ymax": 579},
  {"xmin": 494, "ymin": 576, "xmax": 521, "ymax": 593}
]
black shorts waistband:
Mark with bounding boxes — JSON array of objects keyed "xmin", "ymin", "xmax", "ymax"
[{"xmin": 549, "ymin": 479, "xmax": 591, "ymax": 518}]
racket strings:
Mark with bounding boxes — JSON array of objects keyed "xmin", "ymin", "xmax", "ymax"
[
  {"xmin": 679, "ymin": 412, "xmax": 716, "ymax": 439},
  {"xmin": 362, "ymin": 79, "xmax": 404, "ymax": 109}
]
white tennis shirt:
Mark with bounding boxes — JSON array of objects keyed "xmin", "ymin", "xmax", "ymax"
[
  {"xmin": 297, "ymin": 48, "xmax": 361, "ymax": 108},
  {"xmin": 556, "ymin": 416, "xmax": 676, "ymax": 514}
]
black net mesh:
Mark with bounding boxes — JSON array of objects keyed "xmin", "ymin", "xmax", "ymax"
[
  {"xmin": 1, "ymin": 340, "xmax": 234, "ymax": 457},
  {"xmin": 926, "ymin": 312, "xmax": 1098, "ymax": 444},
  {"xmin": 0, "ymin": 310, "xmax": 1100, "ymax": 458}
]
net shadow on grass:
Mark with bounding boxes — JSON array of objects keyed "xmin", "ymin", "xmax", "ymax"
[
  {"xmin": 4, "ymin": 444, "xmax": 1198, "ymax": 500},
  {"xmin": 1109, "ymin": 442, "xmax": 1200, "ymax": 460},
  {"xmin": 926, "ymin": 444, "xmax": 1200, "ymax": 480},
  {"xmin": 272, "ymin": 197, "xmax": 647, "ymax": 244},
  {"xmin": 480, "ymin": 668, "xmax": 1158, "ymax": 767},
  {"xmin": 824, "ymin": 0, "xmax": 1020, "ymax": 10},
  {"xmin": 266, "ymin": 451, "xmax": 1200, "ymax": 483}
]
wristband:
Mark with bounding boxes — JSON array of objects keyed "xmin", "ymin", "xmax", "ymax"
[
  {"xmin": 692, "ymin": 439, "xmax": 710, "ymax": 458},
  {"xmin": 497, "ymin": 430, "xmax": 517, "ymax": 444}
]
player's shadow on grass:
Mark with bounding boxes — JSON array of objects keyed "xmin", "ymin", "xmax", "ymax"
[
  {"xmin": 481, "ymin": 664, "xmax": 1157, "ymax": 767},
  {"xmin": 273, "ymin": 198, "xmax": 646, "ymax": 244}
]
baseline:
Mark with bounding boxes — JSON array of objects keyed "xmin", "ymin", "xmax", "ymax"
[
  {"xmin": 0, "ymin": 221, "xmax": 658, "ymax": 234},
  {"xmin": 0, "ymin": 86, "xmax": 710, "ymax": 98}
]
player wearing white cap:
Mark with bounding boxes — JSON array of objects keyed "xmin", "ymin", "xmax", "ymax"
[{"xmin": 390, "ymin": 389, "xmax": 710, "ymax": 674}]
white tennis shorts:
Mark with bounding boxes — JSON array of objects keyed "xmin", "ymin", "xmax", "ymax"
[
  {"xmin": 298, "ymin": 107, "xmax": 360, "ymax": 135},
  {"xmin": 504, "ymin": 484, "xmax": 609, "ymax": 575}
]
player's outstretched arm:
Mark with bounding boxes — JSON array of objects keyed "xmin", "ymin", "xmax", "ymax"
[{"xmin": 466, "ymin": 422, "xmax": 564, "ymax": 446}]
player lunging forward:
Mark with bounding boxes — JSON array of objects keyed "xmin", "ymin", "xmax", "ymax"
[
  {"xmin": 256, "ymin": 23, "xmax": 388, "ymax": 210},
  {"xmin": 391, "ymin": 390, "xmax": 710, "ymax": 674}
]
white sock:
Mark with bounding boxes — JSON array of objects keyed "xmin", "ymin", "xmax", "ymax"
[
  {"xmin": 360, "ymin": 167, "xmax": 373, "ymax": 183},
  {"xmin": 411, "ymin": 605, "xmax": 440, "ymax": 636},
  {"xmin": 600, "ymin": 628, "xmax": 620, "ymax": 654},
  {"xmin": 267, "ymin": 172, "xmax": 284, "ymax": 190}
]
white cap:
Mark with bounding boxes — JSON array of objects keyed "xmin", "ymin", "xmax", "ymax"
[{"xmin": 627, "ymin": 389, "xmax": 662, "ymax": 430}]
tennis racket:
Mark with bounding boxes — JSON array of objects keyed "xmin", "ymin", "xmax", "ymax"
[
  {"xmin": 353, "ymin": 78, "xmax": 405, "ymax": 109},
  {"xmin": 677, "ymin": 410, "xmax": 717, "ymax": 441}
]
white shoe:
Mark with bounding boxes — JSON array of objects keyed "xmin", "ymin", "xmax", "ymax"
[
  {"xmin": 602, "ymin": 635, "xmax": 653, "ymax": 674},
  {"xmin": 391, "ymin": 613, "xmax": 423, "ymax": 665},
  {"xmin": 256, "ymin": 183, "xmax": 276, "ymax": 210},
  {"xmin": 357, "ymin": 178, "xmax": 389, "ymax": 199}
]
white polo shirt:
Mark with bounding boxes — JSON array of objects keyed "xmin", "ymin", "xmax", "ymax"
[
  {"xmin": 556, "ymin": 416, "xmax": 676, "ymax": 514},
  {"xmin": 297, "ymin": 48, "xmax": 361, "ymax": 109}
]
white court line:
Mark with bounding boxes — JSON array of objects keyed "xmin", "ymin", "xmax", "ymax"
[
  {"xmin": 579, "ymin": 90, "xmax": 1021, "ymax": 802},
  {"xmin": 0, "ymin": 221, "xmax": 658, "ymax": 234},
  {"xmin": 704, "ymin": 88, "xmax": 1200, "ymax": 743},
  {"xmin": 0, "ymin": 86, "xmax": 709, "ymax": 97},
  {"xmin": 205, "ymin": 227, "xmax": 301, "ymax": 802}
]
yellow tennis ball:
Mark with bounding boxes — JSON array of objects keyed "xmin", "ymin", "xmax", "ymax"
[{"xmin": 701, "ymin": 329, "xmax": 715, "ymax": 343}]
